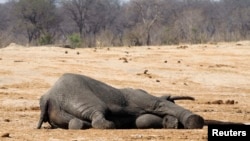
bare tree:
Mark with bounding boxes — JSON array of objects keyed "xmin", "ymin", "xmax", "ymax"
[
  {"xmin": 221, "ymin": 0, "xmax": 250, "ymax": 40},
  {"xmin": 0, "ymin": 0, "xmax": 250, "ymax": 46},
  {"xmin": 126, "ymin": 0, "xmax": 161, "ymax": 46},
  {"xmin": 62, "ymin": 0, "xmax": 120, "ymax": 47},
  {"xmin": 14, "ymin": 0, "xmax": 60, "ymax": 45},
  {"xmin": 0, "ymin": 1, "xmax": 16, "ymax": 47},
  {"xmin": 62, "ymin": 0, "xmax": 91, "ymax": 39}
]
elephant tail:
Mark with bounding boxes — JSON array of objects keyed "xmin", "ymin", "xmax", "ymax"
[{"xmin": 37, "ymin": 95, "xmax": 49, "ymax": 129}]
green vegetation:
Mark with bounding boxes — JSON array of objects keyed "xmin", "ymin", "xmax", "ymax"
[
  {"xmin": 68, "ymin": 33, "xmax": 82, "ymax": 48},
  {"xmin": 39, "ymin": 34, "xmax": 54, "ymax": 45}
]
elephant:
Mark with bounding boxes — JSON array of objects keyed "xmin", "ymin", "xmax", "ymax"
[
  {"xmin": 66, "ymin": 94, "xmax": 196, "ymax": 129},
  {"xmin": 37, "ymin": 73, "xmax": 204, "ymax": 130}
]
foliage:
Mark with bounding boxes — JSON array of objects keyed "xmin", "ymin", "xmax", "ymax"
[
  {"xmin": 68, "ymin": 33, "xmax": 82, "ymax": 48},
  {"xmin": 39, "ymin": 34, "xmax": 53, "ymax": 45}
]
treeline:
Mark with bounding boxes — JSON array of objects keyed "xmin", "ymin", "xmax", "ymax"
[{"xmin": 0, "ymin": 0, "xmax": 249, "ymax": 47}]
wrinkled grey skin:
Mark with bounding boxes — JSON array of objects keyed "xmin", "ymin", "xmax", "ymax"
[
  {"xmin": 58, "ymin": 94, "xmax": 194, "ymax": 129},
  {"xmin": 37, "ymin": 73, "xmax": 204, "ymax": 129},
  {"xmin": 135, "ymin": 95, "xmax": 194, "ymax": 129}
]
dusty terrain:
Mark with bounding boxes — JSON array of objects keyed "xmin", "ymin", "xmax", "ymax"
[{"xmin": 0, "ymin": 41, "xmax": 250, "ymax": 141}]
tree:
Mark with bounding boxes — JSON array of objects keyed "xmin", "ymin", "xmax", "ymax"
[
  {"xmin": 221, "ymin": 0, "xmax": 250, "ymax": 40},
  {"xmin": 0, "ymin": 0, "xmax": 250, "ymax": 46},
  {"xmin": 62, "ymin": 0, "xmax": 120, "ymax": 47},
  {"xmin": 0, "ymin": 1, "xmax": 16, "ymax": 47},
  {"xmin": 62, "ymin": 0, "xmax": 91, "ymax": 40},
  {"xmin": 127, "ymin": 0, "xmax": 160, "ymax": 46},
  {"xmin": 14, "ymin": 0, "xmax": 60, "ymax": 45}
]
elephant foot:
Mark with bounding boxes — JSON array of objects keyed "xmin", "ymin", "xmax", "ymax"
[
  {"xmin": 91, "ymin": 112, "xmax": 116, "ymax": 129},
  {"xmin": 184, "ymin": 114, "xmax": 204, "ymax": 129},
  {"xmin": 92, "ymin": 119, "xmax": 115, "ymax": 129},
  {"xmin": 68, "ymin": 118, "xmax": 91, "ymax": 129},
  {"xmin": 91, "ymin": 114, "xmax": 115, "ymax": 129},
  {"xmin": 163, "ymin": 115, "xmax": 179, "ymax": 129}
]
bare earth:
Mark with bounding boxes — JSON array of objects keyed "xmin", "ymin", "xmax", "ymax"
[{"xmin": 0, "ymin": 41, "xmax": 250, "ymax": 141}]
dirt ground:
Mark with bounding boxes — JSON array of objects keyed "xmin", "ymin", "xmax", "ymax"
[{"xmin": 0, "ymin": 41, "xmax": 250, "ymax": 141}]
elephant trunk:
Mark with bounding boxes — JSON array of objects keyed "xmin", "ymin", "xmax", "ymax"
[
  {"xmin": 155, "ymin": 100, "xmax": 204, "ymax": 129},
  {"xmin": 178, "ymin": 110, "xmax": 204, "ymax": 129}
]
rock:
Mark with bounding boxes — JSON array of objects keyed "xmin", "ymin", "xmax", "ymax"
[
  {"xmin": 1, "ymin": 133, "xmax": 10, "ymax": 138},
  {"xmin": 211, "ymin": 100, "xmax": 223, "ymax": 104},
  {"xmin": 4, "ymin": 119, "xmax": 10, "ymax": 122}
]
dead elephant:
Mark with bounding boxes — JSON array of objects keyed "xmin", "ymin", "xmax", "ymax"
[{"xmin": 37, "ymin": 73, "xmax": 204, "ymax": 129}]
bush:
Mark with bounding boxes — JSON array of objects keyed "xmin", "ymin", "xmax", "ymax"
[
  {"xmin": 39, "ymin": 34, "xmax": 53, "ymax": 45},
  {"xmin": 68, "ymin": 33, "xmax": 82, "ymax": 48}
]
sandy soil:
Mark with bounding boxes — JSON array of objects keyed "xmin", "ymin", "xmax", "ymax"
[{"xmin": 0, "ymin": 41, "xmax": 250, "ymax": 141}]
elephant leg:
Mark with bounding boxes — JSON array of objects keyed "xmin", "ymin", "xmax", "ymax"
[
  {"xmin": 135, "ymin": 114, "xmax": 163, "ymax": 129},
  {"xmin": 91, "ymin": 111, "xmax": 116, "ymax": 129},
  {"xmin": 135, "ymin": 114, "xmax": 182, "ymax": 129},
  {"xmin": 68, "ymin": 118, "xmax": 91, "ymax": 129},
  {"xmin": 47, "ymin": 108, "xmax": 74, "ymax": 129}
]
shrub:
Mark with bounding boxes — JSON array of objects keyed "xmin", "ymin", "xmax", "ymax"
[
  {"xmin": 39, "ymin": 34, "xmax": 53, "ymax": 45},
  {"xmin": 68, "ymin": 33, "xmax": 82, "ymax": 48}
]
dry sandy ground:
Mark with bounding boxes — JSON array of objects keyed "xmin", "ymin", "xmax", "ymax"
[{"xmin": 0, "ymin": 41, "xmax": 250, "ymax": 141}]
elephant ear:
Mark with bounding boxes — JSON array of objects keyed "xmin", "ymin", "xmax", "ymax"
[{"xmin": 160, "ymin": 95, "xmax": 195, "ymax": 103}]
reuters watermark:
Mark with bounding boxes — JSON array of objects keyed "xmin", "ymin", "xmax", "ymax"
[{"xmin": 208, "ymin": 125, "xmax": 250, "ymax": 140}]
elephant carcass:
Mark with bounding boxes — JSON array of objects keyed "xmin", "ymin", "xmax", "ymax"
[{"xmin": 37, "ymin": 73, "xmax": 204, "ymax": 129}]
